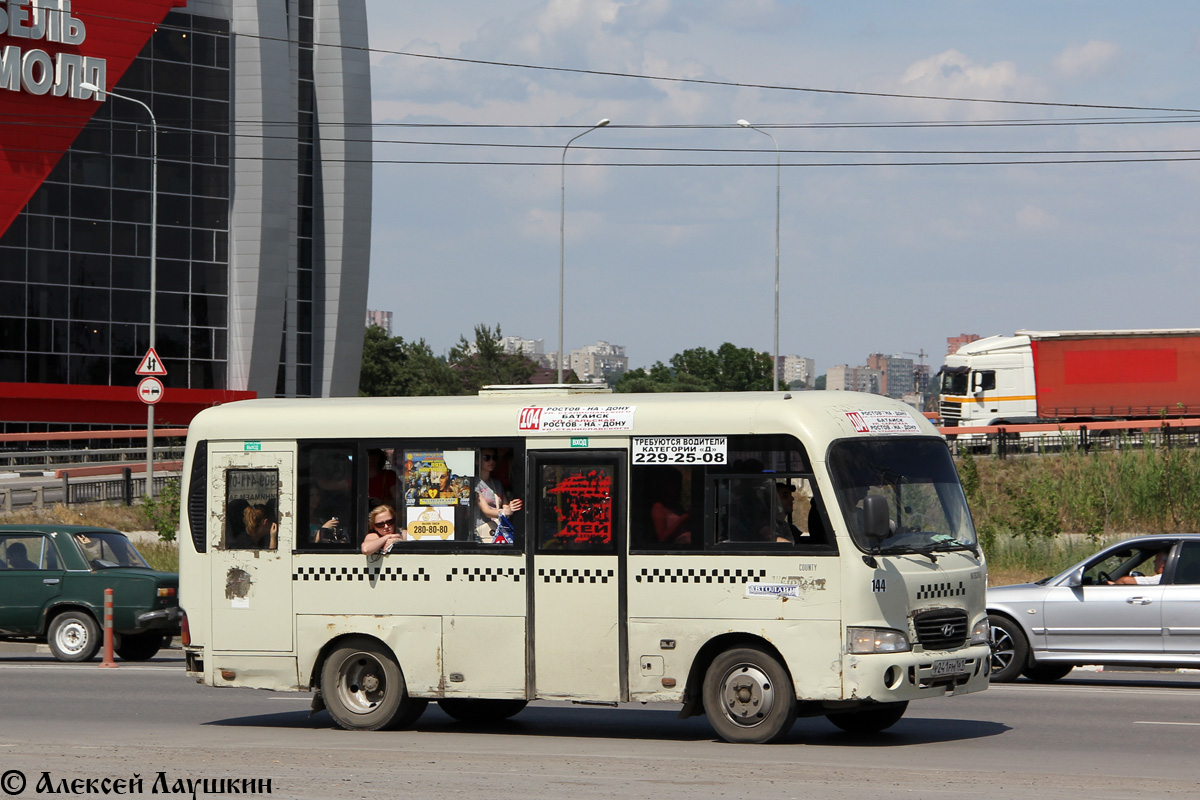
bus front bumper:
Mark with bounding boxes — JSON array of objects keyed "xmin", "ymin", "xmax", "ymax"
[{"xmin": 842, "ymin": 643, "xmax": 991, "ymax": 702}]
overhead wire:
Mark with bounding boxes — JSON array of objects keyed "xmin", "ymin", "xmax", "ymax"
[
  {"xmin": 2, "ymin": 8, "xmax": 1197, "ymax": 171},
  {"xmin": 47, "ymin": 6, "xmax": 1200, "ymax": 116}
]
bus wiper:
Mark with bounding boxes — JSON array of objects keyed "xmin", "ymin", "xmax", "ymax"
[{"xmin": 929, "ymin": 539, "xmax": 980, "ymax": 559}]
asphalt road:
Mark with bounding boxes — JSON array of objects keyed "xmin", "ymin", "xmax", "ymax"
[{"xmin": 1, "ymin": 645, "xmax": 1198, "ymax": 799}]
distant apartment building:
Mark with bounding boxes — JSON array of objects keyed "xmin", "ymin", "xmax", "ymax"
[
  {"xmin": 866, "ymin": 354, "xmax": 915, "ymax": 399},
  {"xmin": 569, "ymin": 341, "xmax": 628, "ymax": 383},
  {"xmin": 501, "ymin": 336, "xmax": 546, "ymax": 361},
  {"xmin": 826, "ymin": 364, "xmax": 883, "ymax": 394},
  {"xmin": 366, "ymin": 310, "xmax": 393, "ymax": 336},
  {"xmin": 778, "ymin": 355, "xmax": 816, "ymax": 389},
  {"xmin": 947, "ymin": 333, "xmax": 981, "ymax": 355}
]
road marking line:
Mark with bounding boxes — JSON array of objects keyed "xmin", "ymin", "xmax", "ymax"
[
  {"xmin": 0, "ymin": 664, "xmax": 178, "ymax": 672},
  {"xmin": 991, "ymin": 685, "xmax": 1200, "ymax": 697},
  {"xmin": 1135, "ymin": 721, "xmax": 1200, "ymax": 726}
]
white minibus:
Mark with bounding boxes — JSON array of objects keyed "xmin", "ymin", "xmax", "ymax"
[{"xmin": 178, "ymin": 386, "xmax": 989, "ymax": 743}]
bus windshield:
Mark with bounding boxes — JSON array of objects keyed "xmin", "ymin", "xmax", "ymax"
[{"xmin": 827, "ymin": 438, "xmax": 977, "ymax": 555}]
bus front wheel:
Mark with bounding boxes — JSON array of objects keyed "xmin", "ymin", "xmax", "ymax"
[
  {"xmin": 702, "ymin": 646, "xmax": 797, "ymax": 743},
  {"xmin": 320, "ymin": 637, "xmax": 428, "ymax": 731}
]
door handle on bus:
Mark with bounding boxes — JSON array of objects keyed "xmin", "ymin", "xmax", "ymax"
[
  {"xmin": 43, "ymin": 578, "xmax": 60, "ymax": 586},
  {"xmin": 1125, "ymin": 596, "xmax": 1151, "ymax": 605}
]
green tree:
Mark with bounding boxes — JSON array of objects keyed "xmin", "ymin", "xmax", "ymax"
[
  {"xmin": 613, "ymin": 344, "xmax": 773, "ymax": 392},
  {"xmin": 448, "ymin": 324, "xmax": 539, "ymax": 393},
  {"xmin": 814, "ymin": 374, "xmax": 827, "ymax": 390},
  {"xmin": 359, "ymin": 325, "xmax": 458, "ymax": 397},
  {"xmin": 614, "ymin": 362, "xmax": 674, "ymax": 393}
]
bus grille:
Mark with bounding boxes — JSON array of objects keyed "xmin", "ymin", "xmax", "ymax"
[{"xmin": 913, "ymin": 608, "xmax": 968, "ymax": 650}]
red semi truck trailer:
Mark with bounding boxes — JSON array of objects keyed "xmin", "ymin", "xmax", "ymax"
[{"xmin": 938, "ymin": 329, "xmax": 1200, "ymax": 426}]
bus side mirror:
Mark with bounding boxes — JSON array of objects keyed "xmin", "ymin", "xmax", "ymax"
[{"xmin": 862, "ymin": 495, "xmax": 891, "ymax": 543}]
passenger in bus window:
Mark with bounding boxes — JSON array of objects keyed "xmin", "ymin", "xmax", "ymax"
[
  {"xmin": 310, "ymin": 452, "xmax": 352, "ymax": 543},
  {"xmin": 775, "ymin": 483, "xmax": 803, "ymax": 541},
  {"xmin": 367, "ymin": 448, "xmax": 398, "ymax": 507},
  {"xmin": 475, "ymin": 448, "xmax": 522, "ymax": 543},
  {"xmin": 648, "ymin": 466, "xmax": 692, "ymax": 546},
  {"xmin": 361, "ymin": 504, "xmax": 406, "ymax": 555},
  {"xmin": 227, "ymin": 503, "xmax": 278, "ymax": 549},
  {"xmin": 727, "ymin": 477, "xmax": 793, "ymax": 544},
  {"xmin": 307, "ymin": 485, "xmax": 343, "ymax": 544}
]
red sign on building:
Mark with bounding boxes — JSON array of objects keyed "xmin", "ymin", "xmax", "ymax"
[{"xmin": 0, "ymin": 0, "xmax": 187, "ymax": 236}]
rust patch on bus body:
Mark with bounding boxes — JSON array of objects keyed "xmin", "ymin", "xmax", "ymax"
[{"xmin": 225, "ymin": 567, "xmax": 253, "ymax": 599}]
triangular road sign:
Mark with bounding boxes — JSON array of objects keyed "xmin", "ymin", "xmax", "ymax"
[{"xmin": 136, "ymin": 348, "xmax": 168, "ymax": 376}]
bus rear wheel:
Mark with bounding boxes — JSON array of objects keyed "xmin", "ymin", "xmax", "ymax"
[
  {"xmin": 702, "ymin": 646, "xmax": 797, "ymax": 743},
  {"xmin": 320, "ymin": 637, "xmax": 427, "ymax": 731},
  {"xmin": 438, "ymin": 698, "xmax": 528, "ymax": 723}
]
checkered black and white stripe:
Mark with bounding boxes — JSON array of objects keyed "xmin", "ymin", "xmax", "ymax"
[
  {"xmin": 446, "ymin": 566, "xmax": 525, "ymax": 583},
  {"xmin": 635, "ymin": 568, "xmax": 766, "ymax": 584},
  {"xmin": 538, "ymin": 568, "xmax": 614, "ymax": 584},
  {"xmin": 293, "ymin": 566, "xmax": 430, "ymax": 582},
  {"xmin": 915, "ymin": 581, "xmax": 966, "ymax": 599}
]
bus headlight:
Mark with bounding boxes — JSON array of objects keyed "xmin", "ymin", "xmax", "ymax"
[
  {"xmin": 848, "ymin": 627, "xmax": 911, "ymax": 654},
  {"xmin": 971, "ymin": 617, "xmax": 990, "ymax": 645}
]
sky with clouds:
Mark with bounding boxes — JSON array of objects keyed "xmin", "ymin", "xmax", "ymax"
[{"xmin": 361, "ymin": 0, "xmax": 1200, "ymax": 377}]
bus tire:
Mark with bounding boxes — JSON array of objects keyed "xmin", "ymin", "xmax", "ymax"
[
  {"xmin": 48, "ymin": 610, "xmax": 101, "ymax": 662},
  {"xmin": 702, "ymin": 646, "xmax": 796, "ymax": 743},
  {"xmin": 438, "ymin": 698, "xmax": 528, "ymax": 723},
  {"xmin": 826, "ymin": 701, "xmax": 908, "ymax": 734},
  {"xmin": 988, "ymin": 616, "xmax": 1028, "ymax": 683},
  {"xmin": 320, "ymin": 637, "xmax": 427, "ymax": 731},
  {"xmin": 115, "ymin": 631, "xmax": 166, "ymax": 661}
]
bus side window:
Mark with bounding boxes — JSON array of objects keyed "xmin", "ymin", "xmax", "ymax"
[
  {"xmin": 717, "ymin": 477, "xmax": 789, "ymax": 544},
  {"xmin": 788, "ymin": 478, "xmax": 833, "ymax": 546},
  {"xmin": 299, "ymin": 446, "xmax": 355, "ymax": 549},
  {"xmin": 631, "ymin": 465, "xmax": 698, "ymax": 549},
  {"xmin": 223, "ymin": 469, "xmax": 280, "ymax": 550}
]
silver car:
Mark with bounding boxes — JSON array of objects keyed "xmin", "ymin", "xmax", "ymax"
[{"xmin": 988, "ymin": 534, "xmax": 1200, "ymax": 682}]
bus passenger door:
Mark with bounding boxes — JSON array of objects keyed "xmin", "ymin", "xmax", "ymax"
[
  {"xmin": 528, "ymin": 450, "xmax": 626, "ymax": 702},
  {"xmin": 207, "ymin": 447, "xmax": 295, "ymax": 653}
]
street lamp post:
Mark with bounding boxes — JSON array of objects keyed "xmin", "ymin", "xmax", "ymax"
[
  {"xmin": 81, "ymin": 82, "xmax": 158, "ymax": 494},
  {"xmin": 737, "ymin": 119, "xmax": 781, "ymax": 391},
  {"xmin": 558, "ymin": 118, "xmax": 610, "ymax": 384}
]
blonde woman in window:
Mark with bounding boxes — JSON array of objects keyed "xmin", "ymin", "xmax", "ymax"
[{"xmin": 361, "ymin": 504, "xmax": 406, "ymax": 555}]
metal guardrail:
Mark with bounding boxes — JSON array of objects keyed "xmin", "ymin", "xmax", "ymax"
[
  {"xmin": 0, "ymin": 444, "xmax": 185, "ymax": 471},
  {"xmin": 943, "ymin": 424, "xmax": 1200, "ymax": 458},
  {"xmin": 0, "ymin": 474, "xmax": 176, "ymax": 511}
]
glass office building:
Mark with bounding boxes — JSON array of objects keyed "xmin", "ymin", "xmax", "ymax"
[{"xmin": 0, "ymin": 0, "xmax": 372, "ymax": 427}]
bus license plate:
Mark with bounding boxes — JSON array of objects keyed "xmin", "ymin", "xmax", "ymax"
[{"xmin": 932, "ymin": 658, "xmax": 967, "ymax": 676}]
